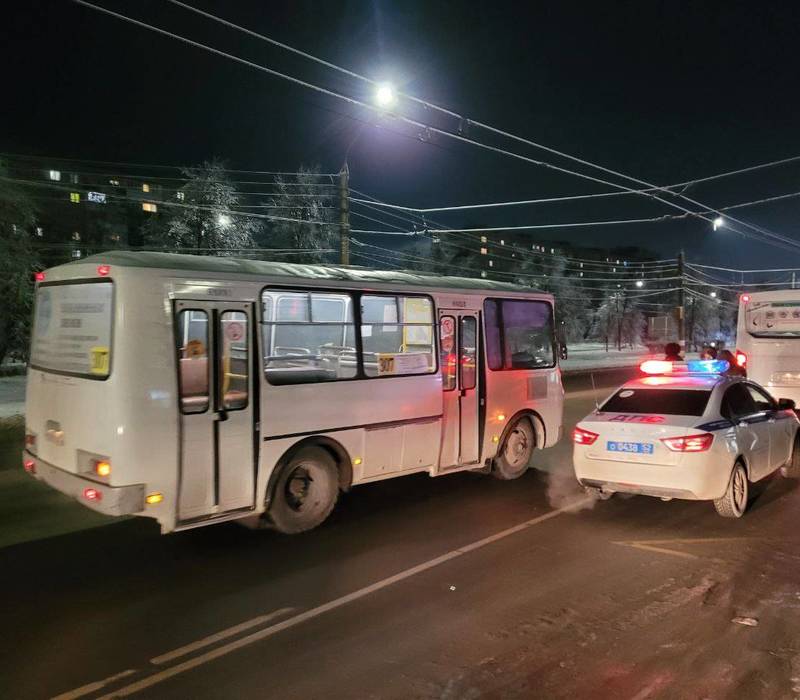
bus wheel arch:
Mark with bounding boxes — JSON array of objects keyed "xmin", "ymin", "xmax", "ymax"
[{"xmin": 491, "ymin": 410, "xmax": 541, "ymax": 480}]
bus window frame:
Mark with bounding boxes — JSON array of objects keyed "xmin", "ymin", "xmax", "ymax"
[
  {"xmin": 176, "ymin": 307, "xmax": 211, "ymax": 416},
  {"xmin": 30, "ymin": 277, "xmax": 116, "ymax": 381},
  {"xmin": 483, "ymin": 297, "xmax": 557, "ymax": 372},
  {"xmin": 260, "ymin": 285, "xmax": 439, "ymax": 384}
]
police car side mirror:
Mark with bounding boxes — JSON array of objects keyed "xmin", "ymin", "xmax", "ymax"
[
  {"xmin": 777, "ymin": 398, "xmax": 796, "ymax": 411},
  {"xmin": 559, "ymin": 343, "xmax": 568, "ymax": 361}
]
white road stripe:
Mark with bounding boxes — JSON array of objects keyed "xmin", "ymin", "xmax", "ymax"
[
  {"xmin": 51, "ymin": 669, "xmax": 136, "ymax": 700},
  {"xmin": 92, "ymin": 497, "xmax": 591, "ymax": 699},
  {"xmin": 150, "ymin": 607, "xmax": 296, "ymax": 665}
]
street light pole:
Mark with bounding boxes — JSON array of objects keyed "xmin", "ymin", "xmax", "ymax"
[
  {"xmin": 338, "ymin": 162, "xmax": 350, "ymax": 266},
  {"xmin": 677, "ymin": 250, "xmax": 685, "ymax": 350}
]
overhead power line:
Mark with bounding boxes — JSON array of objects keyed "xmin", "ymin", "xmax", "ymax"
[{"xmin": 152, "ymin": 1, "xmax": 800, "ymax": 255}]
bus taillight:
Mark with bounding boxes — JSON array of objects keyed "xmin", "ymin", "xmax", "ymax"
[
  {"xmin": 735, "ymin": 350, "xmax": 747, "ymax": 368},
  {"xmin": 83, "ymin": 488, "xmax": 102, "ymax": 502}
]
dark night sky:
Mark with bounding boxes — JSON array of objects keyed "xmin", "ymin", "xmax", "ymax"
[{"xmin": 4, "ymin": 0, "xmax": 800, "ymax": 267}]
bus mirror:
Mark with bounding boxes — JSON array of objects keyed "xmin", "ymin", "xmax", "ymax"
[
  {"xmin": 777, "ymin": 398, "xmax": 796, "ymax": 411},
  {"xmin": 559, "ymin": 343, "xmax": 568, "ymax": 361}
]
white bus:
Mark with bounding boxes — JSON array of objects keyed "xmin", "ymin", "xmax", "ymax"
[
  {"xmin": 23, "ymin": 252, "xmax": 565, "ymax": 534},
  {"xmin": 736, "ymin": 290, "xmax": 800, "ymax": 405}
]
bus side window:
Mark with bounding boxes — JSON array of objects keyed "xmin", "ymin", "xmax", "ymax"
[{"xmin": 177, "ymin": 309, "xmax": 209, "ymax": 414}]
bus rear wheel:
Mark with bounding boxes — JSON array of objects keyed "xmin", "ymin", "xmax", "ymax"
[
  {"xmin": 492, "ymin": 417, "xmax": 535, "ymax": 480},
  {"xmin": 268, "ymin": 447, "xmax": 339, "ymax": 534}
]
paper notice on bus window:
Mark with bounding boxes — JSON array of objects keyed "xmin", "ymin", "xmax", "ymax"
[
  {"xmin": 31, "ymin": 282, "xmax": 113, "ymax": 377},
  {"xmin": 377, "ymin": 352, "xmax": 430, "ymax": 375}
]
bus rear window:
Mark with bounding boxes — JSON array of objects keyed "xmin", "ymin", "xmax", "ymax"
[
  {"xmin": 746, "ymin": 301, "xmax": 800, "ymax": 337},
  {"xmin": 601, "ymin": 389, "xmax": 711, "ymax": 416},
  {"xmin": 30, "ymin": 281, "xmax": 113, "ymax": 378}
]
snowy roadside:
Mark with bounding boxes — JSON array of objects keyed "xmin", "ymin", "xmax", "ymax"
[
  {"xmin": 560, "ymin": 343, "xmax": 698, "ymax": 372},
  {"xmin": 0, "ymin": 375, "xmax": 26, "ymax": 419}
]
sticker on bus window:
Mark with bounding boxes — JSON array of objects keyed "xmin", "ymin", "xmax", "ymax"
[
  {"xmin": 378, "ymin": 352, "xmax": 430, "ymax": 375},
  {"xmin": 89, "ymin": 346, "xmax": 110, "ymax": 375},
  {"xmin": 225, "ymin": 321, "xmax": 244, "ymax": 342},
  {"xmin": 377, "ymin": 354, "xmax": 396, "ymax": 375}
]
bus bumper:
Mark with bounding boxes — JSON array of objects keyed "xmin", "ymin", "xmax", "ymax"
[{"xmin": 23, "ymin": 450, "xmax": 145, "ymax": 516}]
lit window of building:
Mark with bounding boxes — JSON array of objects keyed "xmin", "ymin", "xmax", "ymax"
[
  {"xmin": 110, "ymin": 234, "xmax": 121, "ymax": 243},
  {"xmin": 72, "ymin": 232, "xmax": 81, "ymax": 241},
  {"xmin": 48, "ymin": 170, "xmax": 61, "ymax": 181},
  {"xmin": 142, "ymin": 202, "xmax": 157, "ymax": 213},
  {"xmin": 580, "ymin": 262, "xmax": 584, "ymax": 268},
  {"xmin": 500, "ymin": 239, "xmax": 505, "ymax": 246},
  {"xmin": 551, "ymin": 248, "xmax": 555, "ymax": 254},
  {"xmin": 36, "ymin": 227, "xmax": 43, "ymax": 237},
  {"xmin": 109, "ymin": 179, "xmax": 120, "ymax": 186},
  {"xmin": 142, "ymin": 183, "xmax": 150, "ymax": 193},
  {"xmin": 70, "ymin": 173, "xmax": 79, "ymax": 184},
  {"xmin": 480, "ymin": 235, "xmax": 487, "ymax": 243},
  {"xmin": 480, "ymin": 247, "xmax": 487, "ymax": 255},
  {"xmin": 70, "ymin": 192, "xmax": 80, "ymax": 203},
  {"xmin": 176, "ymin": 191, "xmax": 185, "ymax": 201},
  {"xmin": 488, "ymin": 260, "xmax": 494, "ymax": 268},
  {"xmin": 72, "ymin": 249, "xmax": 82, "ymax": 259},
  {"xmin": 481, "ymin": 271, "xmax": 487, "ymax": 278}
]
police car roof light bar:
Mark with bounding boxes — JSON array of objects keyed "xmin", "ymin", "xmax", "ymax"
[{"xmin": 639, "ymin": 359, "xmax": 729, "ymax": 375}]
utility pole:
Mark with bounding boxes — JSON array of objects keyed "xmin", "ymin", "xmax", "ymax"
[
  {"xmin": 677, "ymin": 250, "xmax": 685, "ymax": 350},
  {"xmin": 616, "ymin": 294, "xmax": 622, "ymax": 351},
  {"xmin": 338, "ymin": 162, "xmax": 350, "ymax": 266}
]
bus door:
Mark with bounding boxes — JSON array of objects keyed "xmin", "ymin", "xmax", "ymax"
[
  {"xmin": 439, "ymin": 311, "xmax": 481, "ymax": 468},
  {"xmin": 174, "ymin": 300, "xmax": 256, "ymax": 522}
]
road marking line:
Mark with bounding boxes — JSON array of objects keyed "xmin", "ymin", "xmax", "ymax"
[
  {"xmin": 150, "ymin": 607, "xmax": 296, "ymax": 665},
  {"xmin": 51, "ymin": 669, "xmax": 136, "ymax": 700},
  {"xmin": 90, "ymin": 497, "xmax": 591, "ymax": 699},
  {"xmin": 613, "ymin": 537, "xmax": 756, "ymax": 560}
]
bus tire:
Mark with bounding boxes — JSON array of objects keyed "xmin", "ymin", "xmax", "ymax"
[
  {"xmin": 713, "ymin": 461, "xmax": 749, "ymax": 518},
  {"xmin": 267, "ymin": 447, "xmax": 339, "ymax": 534},
  {"xmin": 492, "ymin": 416, "xmax": 534, "ymax": 480}
]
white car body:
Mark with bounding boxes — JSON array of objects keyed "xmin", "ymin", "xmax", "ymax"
[{"xmin": 573, "ymin": 373, "xmax": 798, "ymax": 504}]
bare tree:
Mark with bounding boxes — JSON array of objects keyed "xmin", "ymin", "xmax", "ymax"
[{"xmin": 145, "ymin": 159, "xmax": 259, "ymax": 252}]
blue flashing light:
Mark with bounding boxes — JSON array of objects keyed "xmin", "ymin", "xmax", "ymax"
[{"xmin": 686, "ymin": 359, "xmax": 729, "ymax": 374}]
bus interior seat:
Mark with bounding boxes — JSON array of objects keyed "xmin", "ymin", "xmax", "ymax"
[{"xmin": 180, "ymin": 357, "xmax": 209, "ymax": 407}]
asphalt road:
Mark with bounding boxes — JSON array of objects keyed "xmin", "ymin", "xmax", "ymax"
[{"xmin": 3, "ymin": 378, "xmax": 800, "ymax": 699}]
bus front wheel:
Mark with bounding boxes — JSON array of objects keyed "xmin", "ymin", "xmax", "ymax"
[
  {"xmin": 492, "ymin": 417, "xmax": 535, "ymax": 480},
  {"xmin": 268, "ymin": 447, "xmax": 339, "ymax": 534}
]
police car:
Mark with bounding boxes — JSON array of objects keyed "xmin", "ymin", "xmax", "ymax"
[{"xmin": 573, "ymin": 360, "xmax": 800, "ymax": 517}]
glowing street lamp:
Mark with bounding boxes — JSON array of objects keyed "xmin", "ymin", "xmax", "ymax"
[
  {"xmin": 217, "ymin": 214, "xmax": 232, "ymax": 228},
  {"xmin": 710, "ymin": 291, "xmax": 717, "ymax": 298},
  {"xmin": 375, "ymin": 83, "xmax": 396, "ymax": 109},
  {"xmin": 712, "ymin": 216, "xmax": 724, "ymax": 231},
  {"xmin": 635, "ymin": 280, "xmax": 644, "ymax": 288}
]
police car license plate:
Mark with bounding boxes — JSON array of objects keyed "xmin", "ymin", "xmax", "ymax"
[{"xmin": 607, "ymin": 441, "xmax": 654, "ymax": 454}]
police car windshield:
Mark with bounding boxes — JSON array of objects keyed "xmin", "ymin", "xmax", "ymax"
[{"xmin": 602, "ymin": 388, "xmax": 711, "ymax": 416}]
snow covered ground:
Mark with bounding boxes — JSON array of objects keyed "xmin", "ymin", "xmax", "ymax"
[{"xmin": 560, "ymin": 342, "xmax": 697, "ymax": 372}]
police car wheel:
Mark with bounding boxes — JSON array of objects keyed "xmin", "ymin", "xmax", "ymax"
[
  {"xmin": 780, "ymin": 434, "xmax": 800, "ymax": 478},
  {"xmin": 713, "ymin": 462, "xmax": 749, "ymax": 519},
  {"xmin": 267, "ymin": 447, "xmax": 339, "ymax": 534},
  {"xmin": 492, "ymin": 417, "xmax": 534, "ymax": 480}
]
